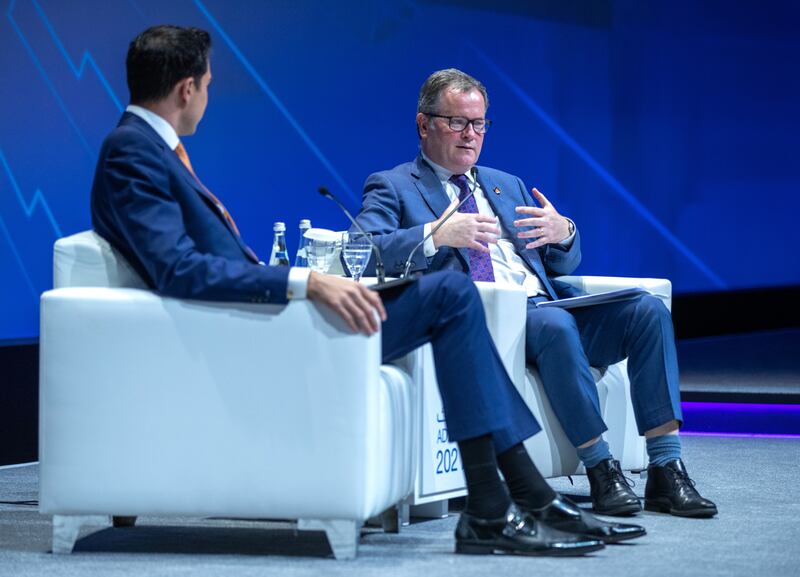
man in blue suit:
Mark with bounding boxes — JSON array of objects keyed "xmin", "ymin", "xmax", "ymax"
[
  {"xmin": 354, "ymin": 69, "xmax": 716, "ymax": 518},
  {"xmin": 90, "ymin": 26, "xmax": 643, "ymax": 556}
]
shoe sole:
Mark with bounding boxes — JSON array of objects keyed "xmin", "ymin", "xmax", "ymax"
[
  {"xmin": 455, "ymin": 541, "xmax": 605, "ymax": 556},
  {"xmin": 644, "ymin": 501, "xmax": 718, "ymax": 518},
  {"xmin": 601, "ymin": 529, "xmax": 647, "ymax": 544},
  {"xmin": 592, "ymin": 502, "xmax": 642, "ymax": 517}
]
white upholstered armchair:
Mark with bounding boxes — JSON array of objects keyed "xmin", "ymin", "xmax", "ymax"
[
  {"xmin": 39, "ymin": 231, "xmax": 416, "ymax": 559},
  {"xmin": 512, "ymin": 276, "xmax": 672, "ymax": 478},
  {"xmin": 377, "ymin": 277, "xmax": 671, "ymax": 521}
]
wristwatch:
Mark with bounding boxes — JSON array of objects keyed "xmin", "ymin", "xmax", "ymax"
[{"xmin": 565, "ymin": 218, "xmax": 575, "ymax": 236}]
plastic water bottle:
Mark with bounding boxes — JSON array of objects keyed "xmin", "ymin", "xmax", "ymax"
[
  {"xmin": 294, "ymin": 219, "xmax": 312, "ymax": 267},
  {"xmin": 268, "ymin": 222, "xmax": 290, "ymax": 266}
]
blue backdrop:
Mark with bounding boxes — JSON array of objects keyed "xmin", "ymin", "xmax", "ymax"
[{"xmin": 1, "ymin": 0, "xmax": 798, "ymax": 341}]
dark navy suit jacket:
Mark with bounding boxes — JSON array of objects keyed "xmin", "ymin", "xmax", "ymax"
[
  {"xmin": 91, "ymin": 112, "xmax": 289, "ymax": 304},
  {"xmin": 354, "ymin": 155, "xmax": 583, "ymax": 299}
]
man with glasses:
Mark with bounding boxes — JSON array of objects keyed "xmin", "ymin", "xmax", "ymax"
[{"xmin": 353, "ymin": 68, "xmax": 717, "ymax": 519}]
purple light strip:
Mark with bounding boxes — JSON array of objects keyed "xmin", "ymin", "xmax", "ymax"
[
  {"xmin": 682, "ymin": 431, "xmax": 800, "ymax": 440},
  {"xmin": 682, "ymin": 402, "xmax": 800, "ymax": 412},
  {"xmin": 680, "ymin": 401, "xmax": 800, "ymax": 437}
]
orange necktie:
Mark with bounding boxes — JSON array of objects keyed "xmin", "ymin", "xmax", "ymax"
[{"xmin": 174, "ymin": 142, "xmax": 242, "ymax": 236}]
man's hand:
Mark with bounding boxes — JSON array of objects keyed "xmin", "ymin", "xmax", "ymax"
[
  {"xmin": 431, "ymin": 197, "xmax": 499, "ymax": 253},
  {"xmin": 306, "ymin": 271, "xmax": 387, "ymax": 335},
  {"xmin": 513, "ymin": 188, "xmax": 571, "ymax": 249}
]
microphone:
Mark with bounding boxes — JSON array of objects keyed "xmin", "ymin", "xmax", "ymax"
[
  {"xmin": 318, "ymin": 186, "xmax": 386, "ymax": 284},
  {"xmin": 402, "ymin": 167, "xmax": 480, "ymax": 278}
]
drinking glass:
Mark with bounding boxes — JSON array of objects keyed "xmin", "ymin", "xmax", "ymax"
[
  {"xmin": 305, "ymin": 238, "xmax": 337, "ymax": 273},
  {"xmin": 342, "ymin": 232, "xmax": 373, "ymax": 282}
]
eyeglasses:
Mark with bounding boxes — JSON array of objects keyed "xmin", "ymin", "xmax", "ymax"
[{"xmin": 425, "ymin": 113, "xmax": 491, "ymax": 134}]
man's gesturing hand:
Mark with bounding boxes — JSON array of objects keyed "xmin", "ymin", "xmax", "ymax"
[
  {"xmin": 431, "ymin": 197, "xmax": 499, "ymax": 253},
  {"xmin": 514, "ymin": 188, "xmax": 571, "ymax": 249},
  {"xmin": 306, "ymin": 271, "xmax": 387, "ymax": 335}
]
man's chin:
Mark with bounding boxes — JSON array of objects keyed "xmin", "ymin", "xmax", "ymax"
[
  {"xmin": 454, "ymin": 156, "xmax": 478, "ymax": 173},
  {"xmin": 462, "ymin": 149, "xmax": 479, "ymax": 159},
  {"xmin": 176, "ymin": 121, "xmax": 200, "ymax": 137}
]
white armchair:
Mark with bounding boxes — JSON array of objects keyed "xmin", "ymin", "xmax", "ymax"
[
  {"xmin": 404, "ymin": 276, "xmax": 672, "ymax": 511},
  {"xmin": 518, "ymin": 276, "xmax": 672, "ymax": 478},
  {"xmin": 39, "ymin": 231, "xmax": 416, "ymax": 559}
]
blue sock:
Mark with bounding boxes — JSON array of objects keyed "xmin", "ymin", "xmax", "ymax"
[
  {"xmin": 646, "ymin": 434, "xmax": 682, "ymax": 466},
  {"xmin": 576, "ymin": 438, "xmax": 612, "ymax": 468}
]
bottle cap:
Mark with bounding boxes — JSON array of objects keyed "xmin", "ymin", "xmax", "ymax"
[
  {"xmin": 273, "ymin": 222, "xmax": 286, "ymax": 232},
  {"xmin": 299, "ymin": 219, "xmax": 311, "ymax": 229}
]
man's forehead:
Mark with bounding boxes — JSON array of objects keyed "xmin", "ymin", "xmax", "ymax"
[{"xmin": 437, "ymin": 88, "xmax": 486, "ymax": 110}]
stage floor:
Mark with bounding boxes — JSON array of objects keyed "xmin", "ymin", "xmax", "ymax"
[
  {"xmin": 1, "ymin": 434, "xmax": 798, "ymax": 577},
  {"xmin": 678, "ymin": 328, "xmax": 800, "ymax": 402}
]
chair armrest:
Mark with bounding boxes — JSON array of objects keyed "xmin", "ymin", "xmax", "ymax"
[{"xmin": 555, "ymin": 275, "xmax": 672, "ymax": 311}]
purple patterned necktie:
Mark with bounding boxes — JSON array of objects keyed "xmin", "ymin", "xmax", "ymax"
[{"xmin": 450, "ymin": 174, "xmax": 495, "ymax": 282}]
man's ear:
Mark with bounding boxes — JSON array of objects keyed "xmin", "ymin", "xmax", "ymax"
[
  {"xmin": 416, "ymin": 112, "xmax": 428, "ymax": 139},
  {"xmin": 176, "ymin": 77, "xmax": 194, "ymax": 105}
]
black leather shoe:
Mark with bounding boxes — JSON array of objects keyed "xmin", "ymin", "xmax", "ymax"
[
  {"xmin": 455, "ymin": 503, "xmax": 605, "ymax": 556},
  {"xmin": 528, "ymin": 495, "xmax": 646, "ymax": 544},
  {"xmin": 645, "ymin": 459, "xmax": 717, "ymax": 518},
  {"xmin": 586, "ymin": 459, "xmax": 642, "ymax": 516}
]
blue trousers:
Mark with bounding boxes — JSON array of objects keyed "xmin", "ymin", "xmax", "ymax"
[
  {"xmin": 526, "ymin": 294, "xmax": 682, "ymax": 447},
  {"xmin": 381, "ymin": 271, "xmax": 540, "ymax": 453}
]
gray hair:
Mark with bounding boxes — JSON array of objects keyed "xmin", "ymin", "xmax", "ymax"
[{"xmin": 417, "ymin": 68, "xmax": 489, "ymax": 114}]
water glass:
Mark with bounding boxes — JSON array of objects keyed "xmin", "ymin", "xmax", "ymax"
[{"xmin": 342, "ymin": 232, "xmax": 373, "ymax": 282}]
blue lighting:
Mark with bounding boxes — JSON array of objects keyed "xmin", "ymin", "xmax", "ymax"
[
  {"xmin": 680, "ymin": 402, "xmax": 800, "ymax": 437},
  {"xmin": 2, "ymin": 1, "xmax": 798, "ymax": 340},
  {"xmin": 193, "ymin": 0, "xmax": 359, "ymax": 205}
]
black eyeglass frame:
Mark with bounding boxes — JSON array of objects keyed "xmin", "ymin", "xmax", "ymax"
[{"xmin": 424, "ymin": 113, "xmax": 492, "ymax": 134}]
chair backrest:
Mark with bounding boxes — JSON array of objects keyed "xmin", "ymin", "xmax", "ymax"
[{"xmin": 53, "ymin": 230, "xmax": 147, "ymax": 289}]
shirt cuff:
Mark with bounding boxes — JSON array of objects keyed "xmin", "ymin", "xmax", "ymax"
[
  {"xmin": 423, "ymin": 222, "xmax": 438, "ymax": 257},
  {"xmin": 287, "ymin": 267, "xmax": 311, "ymax": 300},
  {"xmin": 557, "ymin": 219, "xmax": 576, "ymax": 248}
]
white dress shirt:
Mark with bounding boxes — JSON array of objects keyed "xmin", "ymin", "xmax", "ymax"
[
  {"xmin": 125, "ymin": 105, "xmax": 309, "ymax": 299},
  {"xmin": 420, "ymin": 152, "xmax": 574, "ymax": 297}
]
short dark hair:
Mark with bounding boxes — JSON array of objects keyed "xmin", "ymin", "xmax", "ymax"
[{"xmin": 126, "ymin": 25, "xmax": 211, "ymax": 104}]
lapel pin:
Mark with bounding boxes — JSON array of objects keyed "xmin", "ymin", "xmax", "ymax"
[{"xmin": 493, "ymin": 186, "xmax": 501, "ymax": 195}]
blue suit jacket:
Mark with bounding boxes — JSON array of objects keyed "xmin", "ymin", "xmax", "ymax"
[
  {"xmin": 91, "ymin": 112, "xmax": 289, "ymax": 304},
  {"xmin": 354, "ymin": 155, "xmax": 582, "ymax": 299}
]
